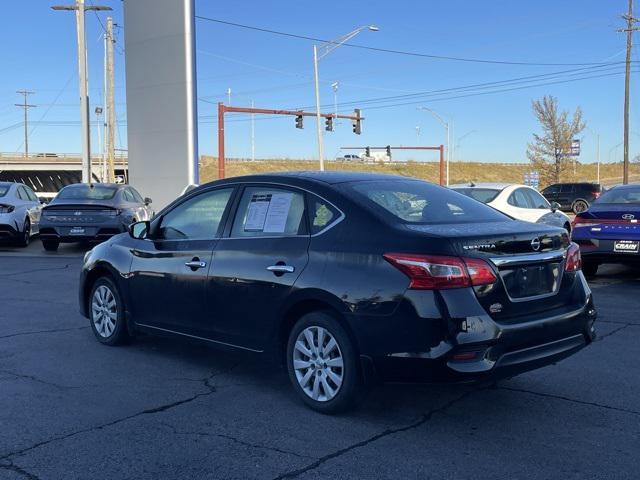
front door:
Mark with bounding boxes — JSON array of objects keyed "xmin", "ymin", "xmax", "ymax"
[
  {"xmin": 208, "ymin": 185, "xmax": 310, "ymax": 351},
  {"xmin": 128, "ymin": 187, "xmax": 235, "ymax": 337}
]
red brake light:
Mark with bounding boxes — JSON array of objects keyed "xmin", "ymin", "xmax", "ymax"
[
  {"xmin": 572, "ymin": 216, "xmax": 599, "ymax": 229},
  {"xmin": 565, "ymin": 242, "xmax": 582, "ymax": 272},
  {"xmin": 384, "ymin": 253, "xmax": 497, "ymax": 290}
]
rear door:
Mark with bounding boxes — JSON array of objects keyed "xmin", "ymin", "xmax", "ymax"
[
  {"xmin": 541, "ymin": 184, "xmax": 559, "ymax": 203},
  {"xmin": 21, "ymin": 185, "xmax": 42, "ymax": 232},
  {"xmin": 207, "ymin": 184, "xmax": 310, "ymax": 351},
  {"xmin": 557, "ymin": 184, "xmax": 575, "ymax": 209},
  {"xmin": 128, "ymin": 187, "xmax": 235, "ymax": 337}
]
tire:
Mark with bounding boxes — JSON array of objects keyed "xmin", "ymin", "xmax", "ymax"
[
  {"xmin": 286, "ymin": 311, "xmax": 363, "ymax": 414},
  {"xmin": 572, "ymin": 199, "xmax": 589, "ymax": 214},
  {"xmin": 582, "ymin": 261, "xmax": 599, "ymax": 278},
  {"xmin": 16, "ymin": 218, "xmax": 30, "ymax": 247},
  {"xmin": 42, "ymin": 239, "xmax": 59, "ymax": 252},
  {"xmin": 89, "ymin": 276, "xmax": 129, "ymax": 346}
]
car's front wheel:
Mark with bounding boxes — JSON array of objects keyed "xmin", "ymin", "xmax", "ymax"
[
  {"xmin": 572, "ymin": 199, "xmax": 589, "ymax": 214},
  {"xmin": 287, "ymin": 311, "xmax": 363, "ymax": 413},
  {"xmin": 89, "ymin": 277, "xmax": 128, "ymax": 346}
]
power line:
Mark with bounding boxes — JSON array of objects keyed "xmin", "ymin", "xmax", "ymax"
[{"xmin": 195, "ymin": 15, "xmax": 639, "ymax": 67}]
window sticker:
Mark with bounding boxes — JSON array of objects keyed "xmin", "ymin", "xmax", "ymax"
[
  {"xmin": 244, "ymin": 194, "xmax": 271, "ymax": 231},
  {"xmin": 263, "ymin": 192, "xmax": 294, "ymax": 233}
]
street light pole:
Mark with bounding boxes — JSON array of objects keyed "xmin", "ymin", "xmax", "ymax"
[
  {"xmin": 313, "ymin": 25, "xmax": 378, "ymax": 171},
  {"xmin": 52, "ymin": 0, "xmax": 112, "ymax": 184},
  {"xmin": 418, "ymin": 106, "xmax": 451, "ymax": 185}
]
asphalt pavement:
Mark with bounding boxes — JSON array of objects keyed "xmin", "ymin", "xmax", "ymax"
[{"xmin": 1, "ymin": 241, "xmax": 639, "ymax": 479}]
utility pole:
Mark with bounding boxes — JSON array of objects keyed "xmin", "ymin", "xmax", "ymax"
[
  {"xmin": 15, "ymin": 90, "xmax": 36, "ymax": 158},
  {"xmin": 251, "ymin": 100, "xmax": 255, "ymax": 161},
  {"xmin": 52, "ymin": 0, "xmax": 111, "ymax": 183},
  {"xmin": 619, "ymin": 0, "xmax": 639, "ymax": 184},
  {"xmin": 106, "ymin": 16, "xmax": 116, "ymax": 183}
]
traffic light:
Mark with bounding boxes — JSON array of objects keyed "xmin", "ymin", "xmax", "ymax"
[
  {"xmin": 386, "ymin": 145, "xmax": 392, "ymax": 159},
  {"xmin": 325, "ymin": 116, "xmax": 333, "ymax": 132},
  {"xmin": 295, "ymin": 114, "xmax": 303, "ymax": 129},
  {"xmin": 352, "ymin": 108, "xmax": 361, "ymax": 135},
  {"xmin": 365, "ymin": 147, "xmax": 371, "ymax": 157}
]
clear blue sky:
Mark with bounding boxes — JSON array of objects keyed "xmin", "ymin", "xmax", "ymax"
[{"xmin": 0, "ymin": 0, "xmax": 638, "ymax": 164}]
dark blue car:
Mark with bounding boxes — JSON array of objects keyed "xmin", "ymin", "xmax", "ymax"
[{"xmin": 571, "ymin": 183, "xmax": 640, "ymax": 277}]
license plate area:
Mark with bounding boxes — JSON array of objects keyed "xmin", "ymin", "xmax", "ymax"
[
  {"xmin": 499, "ymin": 262, "xmax": 562, "ymax": 301},
  {"xmin": 69, "ymin": 227, "xmax": 86, "ymax": 235},
  {"xmin": 613, "ymin": 240, "xmax": 639, "ymax": 253}
]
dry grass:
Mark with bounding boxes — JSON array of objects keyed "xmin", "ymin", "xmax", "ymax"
[{"xmin": 199, "ymin": 156, "xmax": 640, "ymax": 188}]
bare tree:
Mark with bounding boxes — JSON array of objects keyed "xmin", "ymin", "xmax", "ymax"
[{"xmin": 526, "ymin": 95, "xmax": 585, "ymax": 185}]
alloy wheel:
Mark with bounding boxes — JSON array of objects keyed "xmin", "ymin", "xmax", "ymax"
[
  {"xmin": 91, "ymin": 285, "xmax": 118, "ymax": 338},
  {"xmin": 293, "ymin": 326, "xmax": 344, "ymax": 402}
]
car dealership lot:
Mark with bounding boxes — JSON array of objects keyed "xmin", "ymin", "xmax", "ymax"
[{"xmin": 1, "ymin": 245, "xmax": 639, "ymax": 479}]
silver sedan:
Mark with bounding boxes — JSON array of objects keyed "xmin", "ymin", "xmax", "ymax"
[{"xmin": 0, "ymin": 182, "xmax": 42, "ymax": 247}]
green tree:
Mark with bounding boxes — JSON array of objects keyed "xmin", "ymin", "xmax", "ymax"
[{"xmin": 526, "ymin": 95, "xmax": 585, "ymax": 185}]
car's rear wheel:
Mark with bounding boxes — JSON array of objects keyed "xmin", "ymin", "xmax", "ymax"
[
  {"xmin": 582, "ymin": 261, "xmax": 599, "ymax": 278},
  {"xmin": 16, "ymin": 218, "xmax": 30, "ymax": 247},
  {"xmin": 89, "ymin": 277, "xmax": 128, "ymax": 346},
  {"xmin": 572, "ymin": 199, "xmax": 589, "ymax": 214},
  {"xmin": 42, "ymin": 239, "xmax": 59, "ymax": 251},
  {"xmin": 286, "ymin": 311, "xmax": 362, "ymax": 413}
]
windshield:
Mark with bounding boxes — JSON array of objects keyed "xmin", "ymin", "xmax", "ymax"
[
  {"xmin": 0, "ymin": 185, "xmax": 9, "ymax": 197},
  {"xmin": 451, "ymin": 188, "xmax": 500, "ymax": 204},
  {"xmin": 57, "ymin": 185, "xmax": 117, "ymax": 201},
  {"xmin": 595, "ymin": 186, "xmax": 640, "ymax": 204},
  {"xmin": 346, "ymin": 180, "xmax": 509, "ymax": 224}
]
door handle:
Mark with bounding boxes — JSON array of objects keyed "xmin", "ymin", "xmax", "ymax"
[
  {"xmin": 185, "ymin": 260, "xmax": 207, "ymax": 270},
  {"xmin": 266, "ymin": 264, "xmax": 295, "ymax": 274}
]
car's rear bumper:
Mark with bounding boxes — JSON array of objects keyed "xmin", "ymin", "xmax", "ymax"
[
  {"xmin": 356, "ymin": 290, "xmax": 596, "ymax": 384},
  {"xmin": 39, "ymin": 222, "xmax": 126, "ymax": 243},
  {"xmin": 0, "ymin": 223, "xmax": 20, "ymax": 240},
  {"xmin": 575, "ymin": 238, "xmax": 640, "ymax": 264}
]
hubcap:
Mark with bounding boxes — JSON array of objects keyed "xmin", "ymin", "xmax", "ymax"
[
  {"xmin": 91, "ymin": 285, "xmax": 117, "ymax": 338},
  {"xmin": 293, "ymin": 326, "xmax": 344, "ymax": 402}
]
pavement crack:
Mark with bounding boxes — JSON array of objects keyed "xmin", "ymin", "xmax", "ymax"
[
  {"xmin": 0, "ymin": 264, "xmax": 71, "ymax": 278},
  {"xmin": 0, "ymin": 364, "xmax": 241, "ymax": 462},
  {"xmin": 596, "ymin": 323, "xmax": 631, "ymax": 342},
  {"xmin": 272, "ymin": 389, "xmax": 479, "ymax": 480},
  {"xmin": 500, "ymin": 386, "xmax": 640, "ymax": 417},
  {"xmin": 0, "ymin": 326, "xmax": 88, "ymax": 341},
  {"xmin": 0, "ymin": 461, "xmax": 41, "ymax": 480},
  {"xmin": 0, "ymin": 370, "xmax": 73, "ymax": 389}
]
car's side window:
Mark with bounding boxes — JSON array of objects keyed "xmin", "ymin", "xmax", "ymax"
[
  {"xmin": 525, "ymin": 189, "xmax": 550, "ymax": 209},
  {"xmin": 158, "ymin": 188, "xmax": 233, "ymax": 240},
  {"xmin": 508, "ymin": 189, "xmax": 532, "ymax": 208},
  {"xmin": 543, "ymin": 185, "xmax": 559, "ymax": 195},
  {"xmin": 308, "ymin": 195, "xmax": 341, "ymax": 235},
  {"xmin": 560, "ymin": 184, "xmax": 574, "ymax": 193},
  {"xmin": 128, "ymin": 188, "xmax": 144, "ymax": 203},
  {"xmin": 17, "ymin": 186, "xmax": 29, "ymax": 201},
  {"xmin": 123, "ymin": 189, "xmax": 135, "ymax": 202},
  {"xmin": 25, "ymin": 187, "xmax": 38, "ymax": 202},
  {"xmin": 231, "ymin": 187, "xmax": 307, "ymax": 238}
]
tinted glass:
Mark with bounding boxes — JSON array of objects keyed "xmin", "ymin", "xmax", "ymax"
[
  {"xmin": 451, "ymin": 188, "xmax": 500, "ymax": 204},
  {"xmin": 347, "ymin": 180, "xmax": 508, "ymax": 224},
  {"xmin": 524, "ymin": 189, "xmax": 550, "ymax": 209},
  {"xmin": 543, "ymin": 185, "xmax": 559, "ymax": 194},
  {"xmin": 57, "ymin": 185, "xmax": 117, "ymax": 200},
  {"xmin": 559, "ymin": 184, "xmax": 574, "ymax": 193},
  {"xmin": 123, "ymin": 189, "xmax": 135, "ymax": 202},
  {"xmin": 159, "ymin": 188, "xmax": 233, "ymax": 240},
  {"xmin": 595, "ymin": 186, "xmax": 640, "ymax": 204},
  {"xmin": 508, "ymin": 189, "xmax": 532, "ymax": 208},
  {"xmin": 129, "ymin": 188, "xmax": 144, "ymax": 203},
  {"xmin": 0, "ymin": 185, "xmax": 8, "ymax": 197},
  {"xmin": 309, "ymin": 196, "xmax": 341, "ymax": 234},
  {"xmin": 231, "ymin": 187, "xmax": 306, "ymax": 237},
  {"xmin": 17, "ymin": 187, "xmax": 29, "ymax": 201},
  {"xmin": 24, "ymin": 187, "xmax": 39, "ymax": 202}
]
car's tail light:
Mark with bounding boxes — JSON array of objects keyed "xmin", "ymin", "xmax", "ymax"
[
  {"xmin": 593, "ymin": 191, "xmax": 600, "ymax": 199},
  {"xmin": 383, "ymin": 253, "xmax": 497, "ymax": 290},
  {"xmin": 572, "ymin": 216, "xmax": 600, "ymax": 229},
  {"xmin": 565, "ymin": 242, "xmax": 582, "ymax": 272},
  {"xmin": 0, "ymin": 204, "xmax": 15, "ymax": 214}
]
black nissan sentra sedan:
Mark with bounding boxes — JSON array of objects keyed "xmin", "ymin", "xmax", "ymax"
[
  {"xmin": 39, "ymin": 183, "xmax": 154, "ymax": 251},
  {"xmin": 79, "ymin": 172, "xmax": 596, "ymax": 413}
]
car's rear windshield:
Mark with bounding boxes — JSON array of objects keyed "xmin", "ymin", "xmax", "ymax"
[
  {"xmin": 0, "ymin": 185, "xmax": 9, "ymax": 197},
  {"xmin": 57, "ymin": 185, "xmax": 117, "ymax": 200},
  {"xmin": 451, "ymin": 187, "xmax": 500, "ymax": 204},
  {"xmin": 595, "ymin": 186, "xmax": 640, "ymax": 204},
  {"xmin": 345, "ymin": 180, "xmax": 509, "ymax": 224}
]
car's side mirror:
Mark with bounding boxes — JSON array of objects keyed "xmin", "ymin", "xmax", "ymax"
[
  {"xmin": 129, "ymin": 220, "xmax": 150, "ymax": 240},
  {"xmin": 550, "ymin": 201, "xmax": 561, "ymax": 212},
  {"xmin": 144, "ymin": 197, "xmax": 152, "ymax": 206}
]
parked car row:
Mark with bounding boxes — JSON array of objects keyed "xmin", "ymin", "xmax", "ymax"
[
  {"xmin": 79, "ymin": 172, "xmax": 597, "ymax": 413},
  {"xmin": 0, "ymin": 181, "xmax": 153, "ymax": 250}
]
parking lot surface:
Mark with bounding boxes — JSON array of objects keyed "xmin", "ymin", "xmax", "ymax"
[{"xmin": 1, "ymin": 242, "xmax": 639, "ymax": 479}]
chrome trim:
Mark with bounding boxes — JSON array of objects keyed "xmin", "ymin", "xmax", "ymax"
[
  {"xmin": 135, "ymin": 323, "xmax": 263, "ymax": 353},
  {"xmin": 267, "ymin": 264, "xmax": 295, "ymax": 273},
  {"xmin": 489, "ymin": 250, "xmax": 565, "ymax": 267}
]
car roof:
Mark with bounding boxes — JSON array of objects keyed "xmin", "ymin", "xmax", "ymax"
[
  {"xmin": 62, "ymin": 183, "xmax": 123, "ymax": 189},
  {"xmin": 449, "ymin": 182, "xmax": 515, "ymax": 190},
  {"xmin": 202, "ymin": 171, "xmax": 423, "ymax": 187},
  {"xmin": 605, "ymin": 183, "xmax": 640, "ymax": 190}
]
